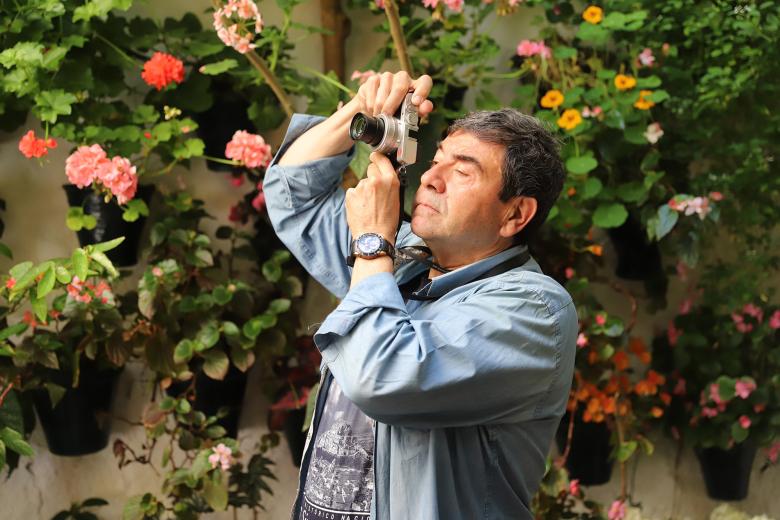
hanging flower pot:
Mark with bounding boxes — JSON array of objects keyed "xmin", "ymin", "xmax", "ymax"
[
  {"xmin": 556, "ymin": 412, "xmax": 614, "ymax": 485},
  {"xmin": 32, "ymin": 360, "xmax": 122, "ymax": 456},
  {"xmin": 194, "ymin": 84, "xmax": 256, "ymax": 173},
  {"xmin": 63, "ymin": 184, "xmax": 155, "ymax": 267},
  {"xmin": 606, "ymin": 213, "xmax": 664, "ymax": 281},
  {"xmin": 166, "ymin": 363, "xmax": 249, "ymax": 439},
  {"xmin": 695, "ymin": 442, "xmax": 758, "ymax": 501}
]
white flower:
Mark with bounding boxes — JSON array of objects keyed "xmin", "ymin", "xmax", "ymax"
[{"xmin": 643, "ymin": 122, "xmax": 664, "ymax": 144}]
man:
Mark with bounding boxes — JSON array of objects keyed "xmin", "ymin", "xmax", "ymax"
[{"xmin": 264, "ymin": 71, "xmax": 577, "ymax": 520}]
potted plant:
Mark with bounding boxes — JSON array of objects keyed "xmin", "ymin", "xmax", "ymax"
[
  {"xmin": 654, "ymin": 294, "xmax": 780, "ymax": 500},
  {"xmin": 0, "ymin": 239, "xmax": 129, "ymax": 455}
]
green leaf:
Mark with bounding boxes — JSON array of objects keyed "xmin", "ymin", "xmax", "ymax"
[
  {"xmin": 0, "ymin": 323, "xmax": 27, "ymax": 342},
  {"xmin": 0, "ymin": 243, "xmax": 11, "ymax": 259},
  {"xmin": 616, "ymin": 441, "xmax": 637, "ymax": 462},
  {"xmin": 159, "ymin": 397, "xmax": 176, "ymax": 411},
  {"xmin": 73, "ymin": 0, "xmax": 133, "ymax": 22},
  {"xmin": 648, "ymin": 90, "xmax": 670, "ymax": 103},
  {"xmin": 9, "ymin": 261, "xmax": 32, "ymax": 281},
  {"xmin": 31, "ymin": 296, "xmax": 47, "ymax": 322},
  {"xmin": 36, "ymin": 266, "xmax": 56, "ymax": 299},
  {"xmin": 201, "ymin": 350, "xmax": 229, "ymax": 380},
  {"xmin": 553, "ymin": 46, "xmax": 577, "ymax": 59},
  {"xmin": 33, "ymin": 90, "xmax": 77, "ymax": 124},
  {"xmin": 90, "ymin": 250, "xmax": 118, "ymax": 278},
  {"xmin": 731, "ymin": 422, "xmax": 748, "ymax": 444},
  {"xmin": 222, "ymin": 321, "xmax": 240, "ymax": 337},
  {"xmin": 624, "ymin": 125, "xmax": 648, "ymax": 145},
  {"xmin": 576, "ymin": 22, "xmax": 609, "ymax": 43},
  {"xmin": 581, "ymin": 178, "xmax": 603, "ymax": 199},
  {"xmin": 599, "ymin": 344, "xmax": 615, "ymax": 360},
  {"xmin": 636, "ymin": 75, "xmax": 662, "ymax": 89},
  {"xmin": 616, "ymin": 181, "xmax": 648, "ymax": 203},
  {"xmin": 653, "ymin": 204, "xmax": 679, "ymax": 240},
  {"xmin": 196, "ymin": 322, "xmax": 220, "ymax": 350},
  {"xmin": 173, "ymin": 339, "xmax": 194, "ymax": 364},
  {"xmin": 268, "ymin": 298, "xmax": 291, "ymax": 315},
  {"xmin": 199, "ymin": 59, "xmax": 239, "ymax": 75},
  {"xmin": 261, "ymin": 260, "xmax": 282, "ymax": 283},
  {"xmin": 91, "ymin": 237, "xmax": 126, "ymax": 253},
  {"xmin": 202, "ymin": 470, "xmax": 228, "ymax": 511},
  {"xmin": 172, "ymin": 138, "xmax": 205, "ymax": 160},
  {"xmin": 123, "ymin": 200, "xmax": 148, "ymax": 222},
  {"xmin": 122, "ymin": 495, "xmax": 145, "ymax": 520},
  {"xmin": 212, "ymin": 286, "xmax": 232, "ymax": 305},
  {"xmin": 45, "ymin": 383, "xmax": 66, "ymax": 408},
  {"xmin": 303, "ymin": 382, "xmax": 320, "ymax": 432},
  {"xmin": 71, "ymin": 249, "xmax": 88, "ymax": 281},
  {"xmin": 54, "ymin": 266, "xmax": 72, "ymax": 284},
  {"xmin": 592, "ymin": 203, "xmax": 628, "ymax": 228},
  {"xmin": 0, "ymin": 427, "xmax": 33, "ymax": 456},
  {"xmin": 566, "ymin": 156, "xmax": 598, "ymax": 175}
]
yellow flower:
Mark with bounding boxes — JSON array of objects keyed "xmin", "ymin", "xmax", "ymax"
[
  {"xmin": 540, "ymin": 89, "xmax": 564, "ymax": 108},
  {"xmin": 557, "ymin": 109, "xmax": 582, "ymax": 131},
  {"xmin": 634, "ymin": 90, "xmax": 655, "ymax": 110},
  {"xmin": 582, "ymin": 5, "xmax": 603, "ymax": 24},
  {"xmin": 614, "ymin": 74, "xmax": 637, "ymax": 91}
]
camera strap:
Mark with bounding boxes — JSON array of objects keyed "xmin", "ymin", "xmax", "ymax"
[{"xmin": 398, "ymin": 247, "xmax": 531, "ymax": 302}]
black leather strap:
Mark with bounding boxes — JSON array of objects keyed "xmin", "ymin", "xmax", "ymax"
[{"xmin": 399, "ymin": 248, "xmax": 531, "ymax": 302}]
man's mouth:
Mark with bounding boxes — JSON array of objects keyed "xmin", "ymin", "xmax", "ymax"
[{"xmin": 414, "ymin": 201, "xmax": 439, "ymax": 213}]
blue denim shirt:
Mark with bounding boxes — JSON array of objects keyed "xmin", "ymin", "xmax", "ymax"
[{"xmin": 265, "ymin": 114, "xmax": 578, "ymax": 519}]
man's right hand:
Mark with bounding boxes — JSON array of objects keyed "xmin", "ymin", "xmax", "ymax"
[{"xmin": 352, "ymin": 71, "xmax": 434, "ymax": 118}]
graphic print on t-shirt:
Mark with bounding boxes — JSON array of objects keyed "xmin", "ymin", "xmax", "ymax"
[{"xmin": 300, "ymin": 379, "xmax": 375, "ymax": 519}]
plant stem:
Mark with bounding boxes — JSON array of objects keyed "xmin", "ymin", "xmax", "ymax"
[
  {"xmin": 384, "ymin": 0, "xmax": 413, "ymax": 75},
  {"xmin": 0, "ymin": 382, "xmax": 13, "ymax": 408},
  {"xmin": 94, "ymin": 33, "xmax": 139, "ymax": 66},
  {"xmin": 613, "ymin": 400, "xmax": 628, "ymax": 500},
  {"xmin": 300, "ymin": 65, "xmax": 355, "ymax": 96},
  {"xmin": 201, "ymin": 155, "xmax": 242, "ymax": 166},
  {"xmin": 244, "ymin": 50, "xmax": 295, "ymax": 118}
]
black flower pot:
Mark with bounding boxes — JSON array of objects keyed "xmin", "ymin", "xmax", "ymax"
[
  {"xmin": 555, "ymin": 412, "xmax": 614, "ymax": 485},
  {"xmin": 194, "ymin": 88, "xmax": 256, "ymax": 172},
  {"xmin": 166, "ymin": 364, "xmax": 248, "ymax": 439},
  {"xmin": 32, "ymin": 361, "xmax": 122, "ymax": 456},
  {"xmin": 63, "ymin": 184, "xmax": 155, "ymax": 267},
  {"xmin": 282, "ymin": 407, "xmax": 307, "ymax": 467},
  {"xmin": 695, "ymin": 442, "xmax": 758, "ymax": 501}
]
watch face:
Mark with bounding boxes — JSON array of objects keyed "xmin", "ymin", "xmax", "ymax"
[{"xmin": 357, "ymin": 233, "xmax": 382, "ymax": 255}]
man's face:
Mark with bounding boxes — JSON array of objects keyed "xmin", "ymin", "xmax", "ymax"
[{"xmin": 411, "ymin": 130, "xmax": 511, "ymax": 251}]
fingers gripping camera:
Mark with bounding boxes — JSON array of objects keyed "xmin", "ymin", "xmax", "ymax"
[{"xmin": 349, "ymin": 93, "xmax": 419, "ymax": 167}]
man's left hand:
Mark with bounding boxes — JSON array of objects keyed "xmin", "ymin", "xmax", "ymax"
[{"xmin": 345, "ymin": 152, "xmax": 400, "ymax": 244}]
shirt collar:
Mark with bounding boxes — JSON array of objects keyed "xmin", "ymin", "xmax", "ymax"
[{"xmin": 412, "ymin": 244, "xmax": 531, "ymax": 300}]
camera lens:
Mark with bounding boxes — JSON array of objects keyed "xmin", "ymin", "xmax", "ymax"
[{"xmin": 350, "ymin": 113, "xmax": 385, "ymax": 146}]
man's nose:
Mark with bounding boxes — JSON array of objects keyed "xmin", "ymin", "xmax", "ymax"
[{"xmin": 420, "ymin": 165, "xmax": 445, "ymax": 193}]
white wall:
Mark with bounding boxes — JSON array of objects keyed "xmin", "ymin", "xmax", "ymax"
[{"xmin": 0, "ymin": 1, "xmax": 777, "ymax": 518}]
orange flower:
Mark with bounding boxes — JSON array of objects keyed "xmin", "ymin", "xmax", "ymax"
[
  {"xmin": 605, "ymin": 377, "xmax": 619, "ymax": 394},
  {"xmin": 567, "ymin": 187, "xmax": 577, "ymax": 196},
  {"xmin": 650, "ymin": 406, "xmax": 664, "ymax": 418},
  {"xmin": 586, "ymin": 244, "xmax": 603, "ymax": 256},
  {"xmin": 612, "ymin": 350, "xmax": 630, "ymax": 371},
  {"xmin": 614, "ymin": 74, "xmax": 637, "ymax": 91},
  {"xmin": 602, "ymin": 396, "xmax": 616, "ymax": 414},
  {"xmin": 634, "ymin": 90, "xmax": 655, "ymax": 110},
  {"xmin": 588, "ymin": 350, "xmax": 599, "ymax": 365},
  {"xmin": 647, "ymin": 370, "xmax": 665, "ymax": 385},
  {"xmin": 629, "ymin": 337, "xmax": 652, "ymax": 364},
  {"xmin": 582, "ymin": 5, "xmax": 603, "ymax": 24},
  {"xmin": 660, "ymin": 392, "xmax": 672, "ymax": 406},
  {"xmin": 141, "ymin": 52, "xmax": 185, "ymax": 91},
  {"xmin": 617, "ymin": 402, "xmax": 630, "ymax": 416},
  {"xmin": 557, "ymin": 109, "xmax": 582, "ymax": 131},
  {"xmin": 541, "ymin": 89, "xmax": 565, "ymax": 108}
]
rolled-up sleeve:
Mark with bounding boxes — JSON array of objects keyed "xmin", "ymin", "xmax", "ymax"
[
  {"xmin": 264, "ymin": 114, "xmax": 356, "ymax": 298},
  {"xmin": 314, "ymin": 271, "xmax": 578, "ymax": 429}
]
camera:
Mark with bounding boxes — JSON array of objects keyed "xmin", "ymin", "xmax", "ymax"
[{"xmin": 349, "ymin": 93, "xmax": 419, "ymax": 167}]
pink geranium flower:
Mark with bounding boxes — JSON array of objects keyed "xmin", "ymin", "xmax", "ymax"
[
  {"xmin": 18, "ymin": 130, "xmax": 57, "ymax": 158},
  {"xmin": 208, "ymin": 443, "xmax": 234, "ymax": 471},
  {"xmin": 637, "ymin": 48, "xmax": 655, "ymax": 67},
  {"xmin": 608, "ymin": 500, "xmax": 626, "ymax": 520},
  {"xmin": 66, "ymin": 144, "xmax": 108, "ymax": 188},
  {"xmin": 97, "ymin": 155, "xmax": 138, "ymax": 204},
  {"xmin": 576, "ymin": 333, "xmax": 588, "ymax": 348},
  {"xmin": 595, "ymin": 313, "xmax": 606, "ymax": 326},
  {"xmin": 443, "ymin": 0, "xmax": 463, "ymax": 11},
  {"xmin": 569, "ymin": 479, "xmax": 580, "ymax": 497},
  {"xmin": 213, "ymin": 0, "xmax": 263, "ymax": 54},
  {"xmin": 565, "ymin": 267, "xmax": 575, "ymax": 279},
  {"xmin": 516, "ymin": 39, "xmax": 551, "ymax": 59},
  {"xmin": 735, "ymin": 379, "xmax": 756, "ymax": 399},
  {"xmin": 767, "ymin": 441, "xmax": 780, "ymax": 464},
  {"xmin": 225, "ymin": 130, "xmax": 273, "ymax": 168},
  {"xmin": 738, "ymin": 415, "xmax": 751, "ymax": 429},
  {"xmin": 251, "ymin": 182, "xmax": 266, "ymax": 212},
  {"xmin": 770, "ymin": 310, "xmax": 780, "ymax": 330},
  {"xmin": 742, "ymin": 303, "xmax": 764, "ymax": 322},
  {"xmin": 423, "ymin": 0, "xmax": 439, "ymax": 8}
]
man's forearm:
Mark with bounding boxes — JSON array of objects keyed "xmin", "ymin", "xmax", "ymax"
[{"xmin": 277, "ymin": 98, "xmax": 362, "ymax": 166}]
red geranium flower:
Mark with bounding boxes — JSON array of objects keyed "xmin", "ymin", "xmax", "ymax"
[{"xmin": 141, "ymin": 52, "xmax": 185, "ymax": 91}]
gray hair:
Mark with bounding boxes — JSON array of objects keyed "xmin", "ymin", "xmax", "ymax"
[{"xmin": 448, "ymin": 108, "xmax": 565, "ymax": 244}]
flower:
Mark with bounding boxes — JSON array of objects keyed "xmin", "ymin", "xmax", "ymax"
[
  {"xmin": 213, "ymin": 0, "xmax": 264, "ymax": 54},
  {"xmin": 582, "ymin": 106, "xmax": 602, "ymax": 118},
  {"xmin": 141, "ymin": 52, "xmax": 185, "ymax": 91},
  {"xmin": 443, "ymin": 0, "xmax": 464, "ymax": 11},
  {"xmin": 742, "ymin": 303, "xmax": 764, "ymax": 322},
  {"xmin": 595, "ymin": 313, "xmax": 607, "ymax": 326},
  {"xmin": 5, "ymin": 278, "xmax": 16, "ymax": 290},
  {"xmin": 643, "ymin": 122, "xmax": 664, "ymax": 143},
  {"xmin": 565, "ymin": 267, "xmax": 575, "ymax": 279},
  {"xmin": 608, "ymin": 499, "xmax": 626, "ymax": 520},
  {"xmin": 651, "ymin": 406, "xmax": 664, "ymax": 418},
  {"xmin": 350, "ymin": 69, "xmax": 376, "ymax": 85},
  {"xmin": 701, "ymin": 406, "xmax": 719, "ymax": 418},
  {"xmin": 22, "ymin": 311, "xmax": 38, "ymax": 330},
  {"xmin": 612, "ymin": 351, "xmax": 629, "ymax": 370},
  {"xmin": 152, "ymin": 266, "xmax": 164, "ymax": 277},
  {"xmin": 65, "ymin": 144, "xmax": 108, "ymax": 188},
  {"xmin": 18, "ymin": 130, "xmax": 57, "ymax": 159},
  {"xmin": 582, "ymin": 5, "xmax": 603, "ymax": 24},
  {"xmin": 516, "ymin": 40, "xmax": 551, "ymax": 60},
  {"xmin": 709, "ymin": 191, "xmax": 724, "ymax": 201},
  {"xmin": 767, "ymin": 441, "xmax": 780, "ymax": 463},
  {"xmin": 423, "ymin": 0, "xmax": 439, "ymax": 8},
  {"xmin": 586, "ymin": 244, "xmax": 603, "ymax": 256},
  {"xmin": 614, "ymin": 74, "xmax": 637, "ymax": 91},
  {"xmin": 738, "ymin": 415, "xmax": 751, "ymax": 429},
  {"xmin": 735, "ymin": 379, "xmax": 756, "ymax": 399},
  {"xmin": 97, "ymin": 155, "xmax": 138, "ymax": 204},
  {"xmin": 669, "ymin": 196, "xmax": 712, "ymax": 220},
  {"xmin": 557, "ymin": 109, "xmax": 582, "ymax": 131},
  {"xmin": 208, "ymin": 443, "xmax": 234, "ymax": 471},
  {"xmin": 225, "ymin": 130, "xmax": 273, "ymax": 169},
  {"xmin": 375, "ymin": 0, "xmax": 385, "ymax": 8},
  {"xmin": 709, "ymin": 383, "xmax": 725, "ymax": 406},
  {"xmin": 770, "ymin": 310, "xmax": 780, "ymax": 330},
  {"xmin": 540, "ymin": 89, "xmax": 564, "ymax": 108},
  {"xmin": 673, "ymin": 377, "xmax": 686, "ymax": 395},
  {"xmin": 569, "ymin": 479, "xmax": 580, "ymax": 497},
  {"xmin": 634, "ymin": 90, "xmax": 655, "ymax": 110},
  {"xmin": 576, "ymin": 333, "xmax": 589, "ymax": 348},
  {"xmin": 251, "ymin": 182, "xmax": 266, "ymax": 212},
  {"xmin": 637, "ymin": 48, "xmax": 655, "ymax": 67}
]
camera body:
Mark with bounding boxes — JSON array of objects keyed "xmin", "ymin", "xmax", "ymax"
[{"xmin": 349, "ymin": 93, "xmax": 419, "ymax": 166}]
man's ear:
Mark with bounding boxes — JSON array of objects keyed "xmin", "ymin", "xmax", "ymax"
[{"xmin": 499, "ymin": 196, "xmax": 538, "ymax": 239}]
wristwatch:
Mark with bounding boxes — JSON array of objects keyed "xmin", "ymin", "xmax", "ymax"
[{"xmin": 346, "ymin": 232, "xmax": 395, "ymax": 267}]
